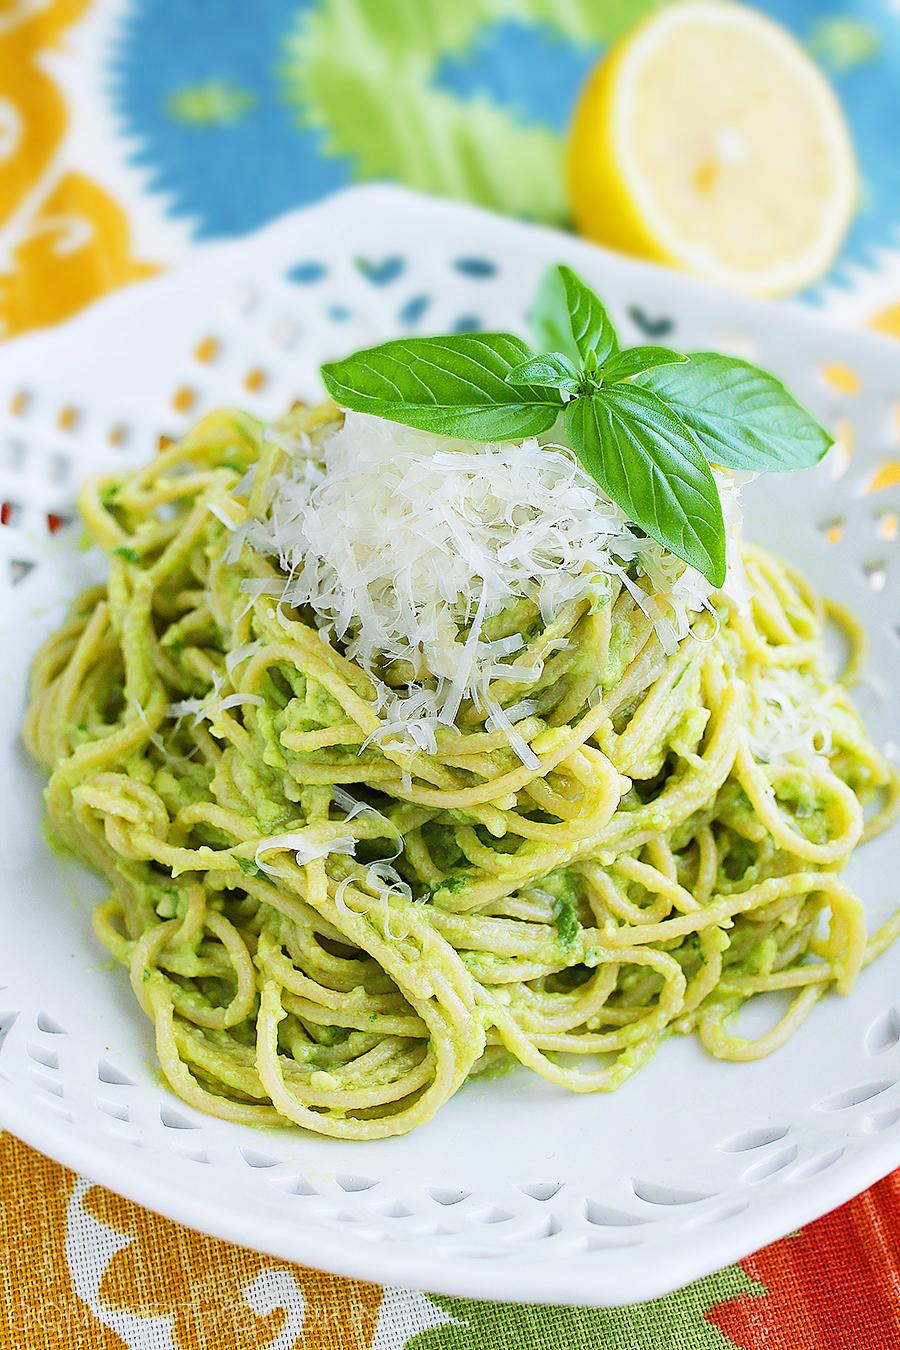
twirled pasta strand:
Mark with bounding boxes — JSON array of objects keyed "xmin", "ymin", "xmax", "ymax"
[{"xmin": 23, "ymin": 406, "xmax": 897, "ymax": 1138}]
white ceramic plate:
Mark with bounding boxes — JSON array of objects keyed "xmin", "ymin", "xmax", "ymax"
[{"xmin": 0, "ymin": 187, "xmax": 898, "ymax": 1307}]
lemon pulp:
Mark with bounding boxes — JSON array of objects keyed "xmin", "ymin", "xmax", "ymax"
[{"xmin": 568, "ymin": 2, "xmax": 857, "ymax": 296}]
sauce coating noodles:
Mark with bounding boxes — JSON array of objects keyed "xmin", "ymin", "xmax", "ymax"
[{"xmin": 24, "ymin": 405, "xmax": 898, "ymax": 1138}]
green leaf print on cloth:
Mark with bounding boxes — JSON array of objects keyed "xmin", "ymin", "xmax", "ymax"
[
  {"xmin": 404, "ymin": 1263, "xmax": 763, "ymax": 1350},
  {"xmin": 279, "ymin": 0, "xmax": 661, "ymax": 226}
]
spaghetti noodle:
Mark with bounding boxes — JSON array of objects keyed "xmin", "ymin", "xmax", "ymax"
[{"xmin": 23, "ymin": 403, "xmax": 898, "ymax": 1139}]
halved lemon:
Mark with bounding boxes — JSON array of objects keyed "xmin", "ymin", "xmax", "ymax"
[{"xmin": 568, "ymin": 2, "xmax": 857, "ymax": 296}]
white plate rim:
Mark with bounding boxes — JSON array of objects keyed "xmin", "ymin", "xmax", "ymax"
[{"xmin": 0, "ymin": 184, "xmax": 897, "ymax": 1307}]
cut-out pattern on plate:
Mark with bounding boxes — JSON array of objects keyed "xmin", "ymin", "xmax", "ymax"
[
  {"xmin": 816, "ymin": 1081, "xmax": 894, "ymax": 1112},
  {"xmin": 718, "ymin": 1125, "xmax": 791, "ymax": 1154},
  {"xmin": 742, "ymin": 1146, "xmax": 800, "ymax": 1185},
  {"xmin": 97, "ymin": 1059, "xmax": 135, "ymax": 1087},
  {"xmin": 788, "ymin": 1148, "xmax": 847, "ymax": 1182},
  {"xmin": 865, "ymin": 1008, "xmax": 900, "ymax": 1056}
]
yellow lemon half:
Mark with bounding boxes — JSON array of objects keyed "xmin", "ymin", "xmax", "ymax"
[{"xmin": 568, "ymin": 1, "xmax": 857, "ymax": 296}]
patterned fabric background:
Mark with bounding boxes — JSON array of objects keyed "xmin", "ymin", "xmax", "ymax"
[{"xmin": 1, "ymin": 1, "xmax": 899, "ymax": 1346}]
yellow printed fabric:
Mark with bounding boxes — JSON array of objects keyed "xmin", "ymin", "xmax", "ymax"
[
  {"xmin": 0, "ymin": 2, "xmax": 155, "ymax": 339},
  {"xmin": 2, "ymin": 2, "xmax": 900, "ymax": 1347}
]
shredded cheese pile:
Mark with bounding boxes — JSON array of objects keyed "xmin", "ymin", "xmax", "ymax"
[{"xmin": 238, "ymin": 412, "xmax": 744, "ymax": 754}]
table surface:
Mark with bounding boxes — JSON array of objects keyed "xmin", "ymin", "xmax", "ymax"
[{"xmin": 1, "ymin": 1, "xmax": 898, "ymax": 1346}]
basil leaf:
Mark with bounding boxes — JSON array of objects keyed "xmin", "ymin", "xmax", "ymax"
[
  {"xmin": 321, "ymin": 333, "xmax": 563, "ymax": 441},
  {"xmin": 506, "ymin": 352, "xmax": 581, "ymax": 393},
  {"xmin": 601, "ymin": 347, "xmax": 688, "ymax": 383},
  {"xmin": 565, "ymin": 386, "xmax": 726, "ymax": 587},
  {"xmin": 636, "ymin": 353, "xmax": 832, "ymax": 471},
  {"xmin": 531, "ymin": 264, "xmax": 619, "ymax": 367},
  {"xmin": 558, "ymin": 265, "xmax": 619, "ymax": 365},
  {"xmin": 530, "ymin": 266, "xmax": 582, "ymax": 365}
]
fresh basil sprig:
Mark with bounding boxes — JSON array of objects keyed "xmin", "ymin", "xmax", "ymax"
[{"xmin": 320, "ymin": 264, "xmax": 831, "ymax": 587}]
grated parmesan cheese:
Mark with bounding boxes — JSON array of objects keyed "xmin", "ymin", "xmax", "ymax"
[
  {"xmin": 167, "ymin": 671, "xmax": 265, "ymax": 726},
  {"xmin": 747, "ymin": 666, "xmax": 836, "ymax": 763},
  {"xmin": 236, "ymin": 412, "xmax": 745, "ymax": 756},
  {"xmin": 255, "ymin": 828, "xmax": 357, "ymax": 872}
]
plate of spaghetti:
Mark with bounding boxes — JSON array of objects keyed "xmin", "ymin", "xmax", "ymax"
[{"xmin": 1, "ymin": 188, "xmax": 898, "ymax": 1305}]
